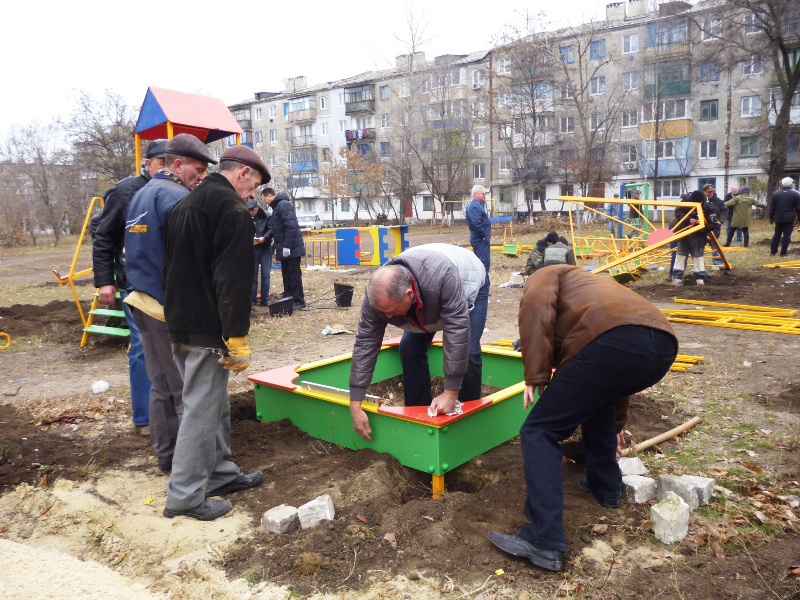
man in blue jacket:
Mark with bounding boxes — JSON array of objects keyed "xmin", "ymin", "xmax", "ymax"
[
  {"xmin": 124, "ymin": 133, "xmax": 216, "ymax": 473},
  {"xmin": 465, "ymin": 184, "xmax": 491, "ymax": 402},
  {"xmin": 269, "ymin": 192, "xmax": 306, "ymax": 310}
]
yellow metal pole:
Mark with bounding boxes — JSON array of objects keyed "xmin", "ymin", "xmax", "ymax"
[
  {"xmin": 432, "ymin": 474, "xmax": 445, "ymax": 499},
  {"xmin": 134, "ymin": 133, "xmax": 141, "ymax": 175},
  {"xmin": 167, "ymin": 122, "xmax": 174, "ymax": 139}
]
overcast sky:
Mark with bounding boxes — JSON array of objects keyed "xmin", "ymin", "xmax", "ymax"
[{"xmin": 1, "ymin": 0, "xmax": 617, "ymax": 136}]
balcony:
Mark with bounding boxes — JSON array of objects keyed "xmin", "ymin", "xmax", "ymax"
[
  {"xmin": 290, "ymin": 160, "xmax": 319, "ymax": 173},
  {"xmin": 431, "ymin": 117, "xmax": 468, "ymax": 130},
  {"xmin": 643, "ymin": 159, "xmax": 687, "ymax": 177},
  {"xmin": 235, "ymin": 118, "xmax": 252, "ymax": 129},
  {"xmin": 288, "ymin": 108, "xmax": 317, "ymax": 123},
  {"xmin": 290, "ymin": 135, "xmax": 318, "ymax": 147},
  {"xmin": 345, "ymin": 99, "xmax": 375, "ymax": 115},
  {"xmin": 643, "ymin": 80, "xmax": 690, "ymax": 100},
  {"xmin": 643, "ymin": 40, "xmax": 690, "ymax": 60},
  {"xmin": 345, "ymin": 128, "xmax": 376, "ymax": 141}
]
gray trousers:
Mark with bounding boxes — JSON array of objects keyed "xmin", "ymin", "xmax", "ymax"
[
  {"xmin": 130, "ymin": 307, "xmax": 183, "ymax": 470},
  {"xmin": 165, "ymin": 344, "xmax": 241, "ymax": 510}
]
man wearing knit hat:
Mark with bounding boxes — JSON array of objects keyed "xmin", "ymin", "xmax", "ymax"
[
  {"xmin": 769, "ymin": 177, "xmax": 800, "ymax": 256},
  {"xmin": 671, "ymin": 190, "xmax": 717, "ymax": 285},
  {"xmin": 92, "ymin": 138, "xmax": 166, "ymax": 438},
  {"xmin": 162, "ymin": 145, "xmax": 270, "ymax": 521},
  {"xmin": 124, "ymin": 133, "xmax": 217, "ymax": 473}
]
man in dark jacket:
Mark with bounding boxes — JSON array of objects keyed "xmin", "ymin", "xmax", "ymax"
[
  {"xmin": 702, "ymin": 183, "xmax": 726, "ymax": 242},
  {"xmin": 124, "ymin": 133, "xmax": 217, "ymax": 473},
  {"xmin": 465, "ymin": 185, "xmax": 491, "ymax": 401},
  {"xmin": 268, "ymin": 192, "xmax": 306, "ymax": 309},
  {"xmin": 525, "ymin": 232, "xmax": 575, "ymax": 274},
  {"xmin": 769, "ymin": 177, "xmax": 800, "ymax": 256},
  {"xmin": 249, "ymin": 189, "xmax": 273, "ymax": 306},
  {"xmin": 488, "ymin": 266, "xmax": 677, "ymax": 571},
  {"xmin": 91, "ymin": 139, "xmax": 166, "ymax": 437},
  {"xmin": 723, "ymin": 186, "xmax": 743, "ymax": 244},
  {"xmin": 162, "ymin": 145, "xmax": 270, "ymax": 521},
  {"xmin": 671, "ymin": 191, "xmax": 717, "ymax": 285}
]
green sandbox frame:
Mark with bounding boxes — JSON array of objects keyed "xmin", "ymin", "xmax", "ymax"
[{"xmin": 249, "ymin": 340, "xmax": 535, "ymax": 495}]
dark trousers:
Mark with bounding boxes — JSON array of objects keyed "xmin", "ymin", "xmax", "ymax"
[
  {"xmin": 399, "ymin": 314, "xmax": 484, "ymax": 406},
  {"xmin": 252, "ymin": 244, "xmax": 272, "ymax": 305},
  {"xmin": 725, "ymin": 227, "xmax": 749, "ymax": 247},
  {"xmin": 280, "ymin": 256, "xmax": 305, "ymax": 306},
  {"xmin": 517, "ymin": 326, "xmax": 676, "ymax": 552},
  {"xmin": 771, "ymin": 221, "xmax": 795, "ymax": 255},
  {"xmin": 726, "ymin": 216, "xmax": 743, "ymax": 244}
]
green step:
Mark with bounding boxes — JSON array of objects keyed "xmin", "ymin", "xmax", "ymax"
[
  {"xmin": 83, "ymin": 324, "xmax": 130, "ymax": 337},
  {"xmin": 89, "ymin": 308, "xmax": 126, "ymax": 318}
]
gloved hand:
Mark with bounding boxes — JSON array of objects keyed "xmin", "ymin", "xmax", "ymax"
[
  {"xmin": 282, "ymin": 247, "xmax": 290, "ymax": 258},
  {"xmin": 219, "ymin": 336, "xmax": 250, "ymax": 372}
]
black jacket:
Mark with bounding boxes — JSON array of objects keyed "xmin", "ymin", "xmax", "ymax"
[
  {"xmin": 770, "ymin": 187, "xmax": 800, "ymax": 223},
  {"xmin": 709, "ymin": 195, "xmax": 727, "ymax": 228},
  {"xmin": 92, "ymin": 174, "xmax": 150, "ymax": 289},
  {"xmin": 163, "ymin": 172, "xmax": 255, "ymax": 348},
  {"xmin": 252, "ymin": 206, "xmax": 271, "ymax": 243},
  {"xmin": 270, "ymin": 193, "xmax": 305, "ymax": 261}
]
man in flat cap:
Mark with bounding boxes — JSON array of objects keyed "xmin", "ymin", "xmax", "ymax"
[
  {"xmin": 162, "ymin": 144, "xmax": 270, "ymax": 521},
  {"xmin": 92, "ymin": 139, "xmax": 166, "ymax": 438},
  {"xmin": 124, "ymin": 133, "xmax": 216, "ymax": 473}
]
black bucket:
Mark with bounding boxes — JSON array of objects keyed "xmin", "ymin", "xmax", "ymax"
[
  {"xmin": 333, "ymin": 283, "xmax": 354, "ymax": 308},
  {"xmin": 268, "ymin": 297, "xmax": 294, "ymax": 317}
]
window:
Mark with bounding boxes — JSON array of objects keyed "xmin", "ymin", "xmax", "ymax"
[
  {"xmin": 269, "ymin": 129, "xmax": 277, "ymax": 142},
  {"xmin": 399, "ymin": 82, "xmax": 409, "ymax": 97},
  {"xmin": 270, "ymin": 154, "xmax": 279, "ymax": 167},
  {"xmin": 321, "ymin": 148, "xmax": 331, "ymax": 161},
  {"xmin": 339, "ymin": 120, "xmax": 346, "ymax": 133},
  {"xmin": 560, "ymin": 45, "xmax": 575, "ymax": 64},
  {"xmin": 589, "ymin": 40, "xmax": 607, "ymax": 60},
  {"xmin": 642, "ymin": 98, "xmax": 688, "ymax": 121},
  {"xmin": 621, "ymin": 144, "xmax": 637, "ymax": 163},
  {"xmin": 499, "ymin": 124, "xmax": 512, "ymax": 140},
  {"xmin": 499, "ymin": 154, "xmax": 513, "ymax": 172},
  {"xmin": 498, "ymin": 57, "xmax": 511, "ymax": 74},
  {"xmin": 743, "ymin": 12, "xmax": 759, "ymax": 34},
  {"xmin": 655, "ymin": 179, "xmax": 682, "ymax": 197},
  {"xmin": 591, "ymin": 113, "xmax": 606, "ymax": 130},
  {"xmin": 560, "ymin": 116, "xmax": 574, "ymax": 133},
  {"xmin": 320, "ymin": 96, "xmax": 328, "ymax": 110},
  {"xmin": 742, "ymin": 55, "xmax": 762, "ymax": 76},
  {"xmin": 422, "ymin": 195, "xmax": 434, "ymax": 211},
  {"xmin": 421, "ymin": 138, "xmax": 430, "ymax": 152},
  {"xmin": 268, "ymin": 106, "xmax": 276, "ymax": 119},
  {"xmin": 321, "ymin": 122, "xmax": 329, "ymax": 135},
  {"xmin": 623, "ymin": 34, "xmax": 639, "ymax": 54},
  {"xmin": 741, "ymin": 95, "xmax": 762, "ymax": 117},
  {"xmin": 646, "ymin": 18, "xmax": 688, "ymax": 47},
  {"xmin": 698, "ymin": 177, "xmax": 716, "ymax": 190},
  {"xmin": 254, "ymin": 131, "xmax": 262, "ymax": 144},
  {"xmin": 787, "ymin": 131, "xmax": 800, "ymax": 153},
  {"xmin": 561, "ymin": 82, "xmax": 574, "ymax": 99},
  {"xmin": 473, "ymin": 163, "xmax": 486, "ymax": 179},
  {"xmin": 560, "ymin": 184, "xmax": 574, "ymax": 196},
  {"xmin": 473, "ymin": 132, "xmax": 486, "ymax": 148},
  {"xmin": 338, "ymin": 93, "xmax": 345, "ymax": 106},
  {"xmin": 621, "ymin": 72, "xmax": 638, "ymax": 91},
  {"xmin": 255, "ymin": 107, "xmax": 263, "ymax": 120},
  {"xmin": 589, "ymin": 76, "xmax": 606, "ymax": 95},
  {"xmin": 647, "ymin": 139, "xmax": 685, "ymax": 159},
  {"xmin": 472, "ymin": 101, "xmax": 486, "ymax": 118},
  {"xmin": 621, "ymin": 109, "xmax": 638, "ymax": 128},
  {"xmin": 379, "ymin": 85, "xmax": 389, "ymax": 101},
  {"xmin": 699, "ymin": 60, "xmax": 721, "ymax": 82},
  {"xmin": 340, "ymin": 198, "xmax": 351, "ymax": 213},
  {"xmin": 380, "ymin": 141, "xmax": 390, "ymax": 158},
  {"xmin": 701, "ymin": 18, "xmax": 721, "ymax": 40},
  {"xmin": 700, "ymin": 99, "xmax": 719, "ymax": 120},
  {"xmin": 472, "ymin": 69, "xmax": 485, "ymax": 87},
  {"xmin": 380, "ymin": 113, "xmax": 390, "ymax": 128},
  {"xmin": 699, "ymin": 140, "xmax": 718, "ymax": 158}
]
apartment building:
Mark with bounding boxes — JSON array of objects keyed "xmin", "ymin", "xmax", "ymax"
[{"xmin": 217, "ymin": 0, "xmax": 798, "ymax": 222}]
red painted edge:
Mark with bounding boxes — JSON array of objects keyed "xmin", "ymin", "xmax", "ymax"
[
  {"xmin": 377, "ymin": 398, "xmax": 494, "ymax": 426},
  {"xmin": 248, "ymin": 364, "xmax": 302, "ymax": 390}
]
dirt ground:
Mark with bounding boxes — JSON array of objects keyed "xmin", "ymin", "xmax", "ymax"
[{"xmin": 1, "ymin": 226, "xmax": 800, "ymax": 599}]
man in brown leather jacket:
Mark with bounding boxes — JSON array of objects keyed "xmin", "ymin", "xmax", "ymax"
[{"xmin": 489, "ymin": 265, "xmax": 677, "ymax": 571}]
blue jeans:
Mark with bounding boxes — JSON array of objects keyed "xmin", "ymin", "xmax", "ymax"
[
  {"xmin": 726, "ymin": 217, "xmax": 743, "ymax": 243},
  {"xmin": 120, "ymin": 290, "xmax": 151, "ymax": 427},
  {"xmin": 252, "ymin": 244, "xmax": 272, "ymax": 304},
  {"xmin": 517, "ymin": 326, "xmax": 676, "ymax": 552}
]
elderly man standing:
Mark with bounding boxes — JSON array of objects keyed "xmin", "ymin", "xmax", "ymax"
[
  {"xmin": 124, "ymin": 133, "xmax": 217, "ymax": 473},
  {"xmin": 268, "ymin": 191, "xmax": 306, "ymax": 310},
  {"xmin": 92, "ymin": 139, "xmax": 166, "ymax": 437},
  {"xmin": 465, "ymin": 184, "xmax": 491, "ymax": 402},
  {"xmin": 349, "ymin": 243, "xmax": 487, "ymax": 441},
  {"xmin": 162, "ymin": 145, "xmax": 270, "ymax": 521},
  {"xmin": 488, "ymin": 266, "xmax": 677, "ymax": 571},
  {"xmin": 769, "ymin": 177, "xmax": 800, "ymax": 257}
]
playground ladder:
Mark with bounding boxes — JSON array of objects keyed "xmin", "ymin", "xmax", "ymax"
[{"xmin": 80, "ymin": 291, "xmax": 130, "ymax": 347}]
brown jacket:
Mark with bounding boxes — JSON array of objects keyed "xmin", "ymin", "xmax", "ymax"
[{"xmin": 518, "ymin": 266, "xmax": 677, "ymax": 426}]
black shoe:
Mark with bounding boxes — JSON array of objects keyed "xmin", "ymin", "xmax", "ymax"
[
  {"xmin": 207, "ymin": 470, "xmax": 264, "ymax": 496},
  {"xmin": 578, "ymin": 476, "xmax": 621, "ymax": 508},
  {"xmin": 163, "ymin": 497, "xmax": 232, "ymax": 521},
  {"xmin": 158, "ymin": 461, "xmax": 172, "ymax": 474},
  {"xmin": 293, "ymin": 303, "xmax": 306, "ymax": 310},
  {"xmin": 487, "ymin": 531, "xmax": 563, "ymax": 571}
]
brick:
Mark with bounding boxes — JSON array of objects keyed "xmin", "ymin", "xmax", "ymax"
[
  {"xmin": 298, "ymin": 494, "xmax": 335, "ymax": 529},
  {"xmin": 622, "ymin": 475, "xmax": 656, "ymax": 503},
  {"xmin": 657, "ymin": 474, "xmax": 699, "ymax": 511},
  {"xmin": 651, "ymin": 491, "xmax": 690, "ymax": 544},
  {"xmin": 618, "ymin": 457, "xmax": 647, "ymax": 476},
  {"xmin": 261, "ymin": 504, "xmax": 299, "ymax": 534}
]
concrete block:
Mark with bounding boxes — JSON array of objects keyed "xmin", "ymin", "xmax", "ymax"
[
  {"xmin": 657, "ymin": 474, "xmax": 699, "ymax": 511},
  {"xmin": 681, "ymin": 475, "xmax": 714, "ymax": 506},
  {"xmin": 298, "ymin": 494, "xmax": 335, "ymax": 529},
  {"xmin": 622, "ymin": 475, "xmax": 656, "ymax": 503},
  {"xmin": 651, "ymin": 491, "xmax": 690, "ymax": 544},
  {"xmin": 618, "ymin": 457, "xmax": 647, "ymax": 476},
  {"xmin": 261, "ymin": 504, "xmax": 299, "ymax": 534}
]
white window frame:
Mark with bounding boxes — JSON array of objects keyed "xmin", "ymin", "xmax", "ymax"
[
  {"xmin": 560, "ymin": 45, "xmax": 576, "ymax": 64},
  {"xmin": 472, "ymin": 163, "xmax": 486, "ymax": 179},
  {"xmin": 399, "ymin": 82, "xmax": 409, "ymax": 97},
  {"xmin": 320, "ymin": 122, "xmax": 329, "ymax": 135},
  {"xmin": 499, "ymin": 154, "xmax": 513, "ymax": 172},
  {"xmin": 589, "ymin": 76, "xmax": 606, "ymax": 95},
  {"xmin": 473, "ymin": 131, "xmax": 486, "ymax": 149},
  {"xmin": 642, "ymin": 98, "xmax": 688, "ymax": 122},
  {"xmin": 498, "ymin": 57, "xmax": 511, "ymax": 75},
  {"xmin": 268, "ymin": 106, "xmax": 276, "ymax": 119},
  {"xmin": 742, "ymin": 55, "xmax": 762, "ymax": 76},
  {"xmin": 701, "ymin": 18, "xmax": 721, "ymax": 41},
  {"xmin": 499, "ymin": 124, "xmax": 512, "ymax": 140},
  {"xmin": 339, "ymin": 120, "xmax": 346, "ymax": 133},
  {"xmin": 379, "ymin": 85, "xmax": 390, "ymax": 101},
  {"xmin": 380, "ymin": 113, "xmax": 390, "ymax": 128},
  {"xmin": 561, "ymin": 82, "xmax": 574, "ymax": 99},
  {"xmin": 621, "ymin": 72, "xmax": 638, "ymax": 91},
  {"xmin": 741, "ymin": 95, "xmax": 762, "ymax": 117},
  {"xmin": 647, "ymin": 139, "xmax": 685, "ymax": 159},
  {"xmin": 699, "ymin": 139, "xmax": 718, "ymax": 159},
  {"xmin": 319, "ymin": 96, "xmax": 328, "ymax": 110},
  {"xmin": 269, "ymin": 129, "xmax": 277, "ymax": 143},
  {"xmin": 621, "ymin": 144, "xmax": 637, "ymax": 163},
  {"xmin": 255, "ymin": 107, "xmax": 263, "ymax": 120},
  {"xmin": 590, "ymin": 113, "xmax": 606, "ymax": 131},
  {"xmin": 560, "ymin": 116, "xmax": 575, "ymax": 133},
  {"xmin": 655, "ymin": 179, "xmax": 682, "ymax": 197},
  {"xmin": 622, "ymin": 34, "xmax": 639, "ymax": 54},
  {"xmin": 743, "ymin": 12, "xmax": 759, "ymax": 34},
  {"xmin": 621, "ymin": 109, "xmax": 638, "ymax": 128}
]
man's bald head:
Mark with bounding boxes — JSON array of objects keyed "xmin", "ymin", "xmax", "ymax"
[{"xmin": 366, "ymin": 265, "xmax": 414, "ymax": 318}]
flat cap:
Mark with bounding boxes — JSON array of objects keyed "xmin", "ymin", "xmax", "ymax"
[
  {"xmin": 246, "ymin": 198, "xmax": 259, "ymax": 209},
  {"xmin": 145, "ymin": 139, "xmax": 168, "ymax": 159},
  {"xmin": 220, "ymin": 145, "xmax": 271, "ymax": 184},
  {"xmin": 166, "ymin": 133, "xmax": 218, "ymax": 164}
]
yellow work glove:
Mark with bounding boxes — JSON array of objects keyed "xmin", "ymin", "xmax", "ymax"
[{"xmin": 219, "ymin": 336, "xmax": 251, "ymax": 372}]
